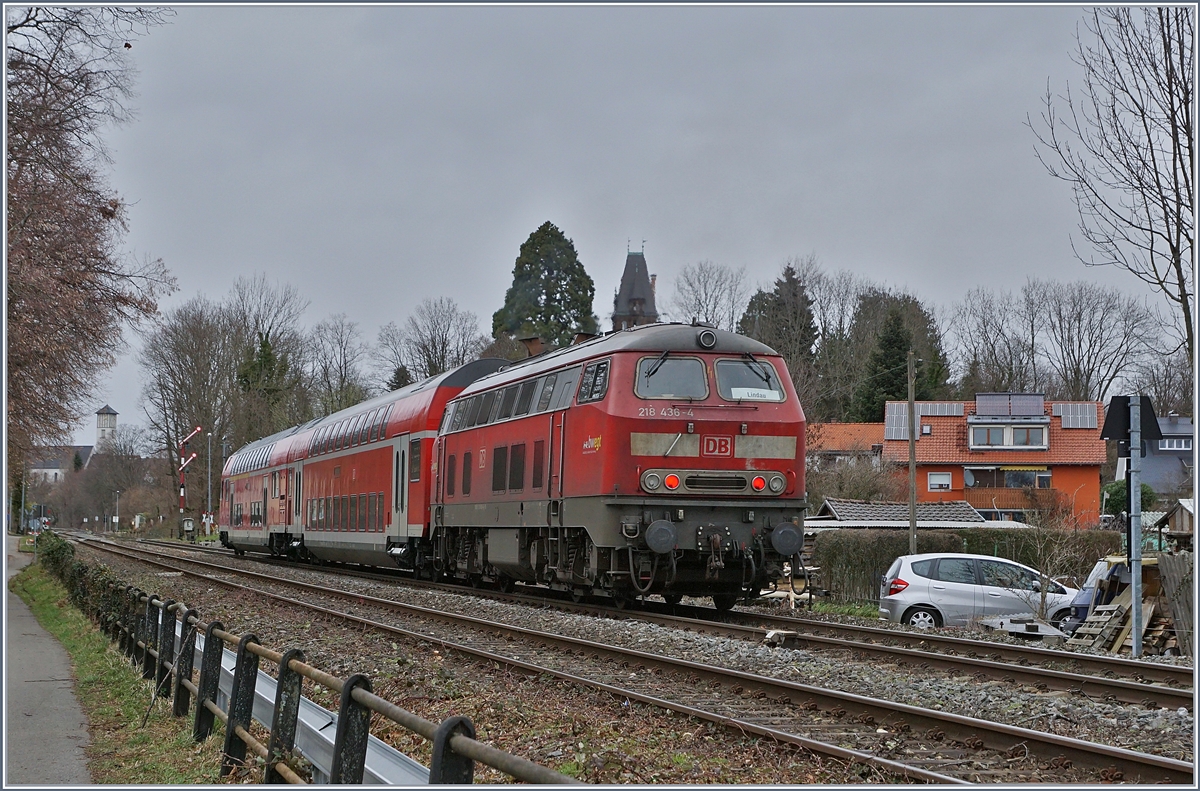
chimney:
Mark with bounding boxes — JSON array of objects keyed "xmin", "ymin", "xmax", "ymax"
[
  {"xmin": 517, "ymin": 336, "xmax": 544, "ymax": 357},
  {"xmin": 650, "ymin": 274, "xmax": 656, "ymax": 293},
  {"xmin": 1168, "ymin": 411, "xmax": 1179, "ymax": 423}
]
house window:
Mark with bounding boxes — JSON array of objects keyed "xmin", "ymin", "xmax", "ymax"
[
  {"xmin": 1012, "ymin": 427, "xmax": 1044, "ymax": 446},
  {"xmin": 1159, "ymin": 438, "xmax": 1193, "ymax": 451},
  {"xmin": 1004, "ymin": 470, "xmax": 1037, "ymax": 488},
  {"xmin": 927, "ymin": 472, "xmax": 952, "ymax": 491},
  {"xmin": 972, "ymin": 427, "xmax": 1005, "ymax": 446},
  {"xmin": 1036, "ymin": 473, "xmax": 1052, "ymax": 489}
]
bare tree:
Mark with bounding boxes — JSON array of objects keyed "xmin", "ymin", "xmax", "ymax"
[
  {"xmin": 376, "ymin": 297, "xmax": 488, "ymax": 383},
  {"xmin": 1130, "ymin": 346, "xmax": 1193, "ymax": 417},
  {"xmin": 667, "ymin": 261, "xmax": 749, "ymax": 331},
  {"xmin": 1029, "ymin": 7, "xmax": 1194, "ymax": 361},
  {"xmin": 138, "ymin": 295, "xmax": 243, "ymax": 501},
  {"xmin": 308, "ymin": 313, "xmax": 371, "ymax": 415},
  {"xmin": 1037, "ymin": 279, "xmax": 1154, "ymax": 401},
  {"xmin": 6, "ymin": 7, "xmax": 175, "ymax": 464},
  {"xmin": 951, "ymin": 285, "xmax": 1045, "ymax": 394}
]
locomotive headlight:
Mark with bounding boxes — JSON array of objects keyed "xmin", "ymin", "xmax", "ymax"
[
  {"xmin": 643, "ymin": 472, "xmax": 662, "ymax": 491},
  {"xmin": 751, "ymin": 475, "xmax": 767, "ymax": 492},
  {"xmin": 664, "ymin": 473, "xmax": 681, "ymax": 490},
  {"xmin": 768, "ymin": 475, "xmax": 785, "ymax": 493}
]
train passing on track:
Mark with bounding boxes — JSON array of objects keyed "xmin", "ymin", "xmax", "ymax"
[{"xmin": 220, "ymin": 323, "xmax": 807, "ymax": 609}]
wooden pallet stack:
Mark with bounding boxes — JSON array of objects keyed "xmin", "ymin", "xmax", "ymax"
[
  {"xmin": 1066, "ymin": 599, "xmax": 1130, "ymax": 651},
  {"xmin": 1065, "ymin": 561, "xmax": 1182, "ymax": 655}
]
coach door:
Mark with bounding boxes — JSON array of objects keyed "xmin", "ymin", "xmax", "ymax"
[
  {"xmin": 548, "ymin": 412, "xmax": 566, "ymax": 526},
  {"xmin": 392, "ymin": 434, "xmax": 409, "ymax": 535}
]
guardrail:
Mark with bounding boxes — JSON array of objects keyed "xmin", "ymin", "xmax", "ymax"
[{"xmin": 93, "ymin": 581, "xmax": 578, "ymax": 784}]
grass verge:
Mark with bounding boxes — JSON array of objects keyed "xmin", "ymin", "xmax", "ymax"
[{"xmin": 8, "ymin": 563, "xmax": 227, "ymax": 784}]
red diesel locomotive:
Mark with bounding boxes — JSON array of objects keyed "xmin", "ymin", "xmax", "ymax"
[{"xmin": 220, "ymin": 323, "xmax": 807, "ymax": 609}]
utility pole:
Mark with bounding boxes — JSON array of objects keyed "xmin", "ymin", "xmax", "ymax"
[
  {"xmin": 907, "ymin": 349, "xmax": 917, "ymax": 554},
  {"xmin": 1129, "ymin": 396, "xmax": 1143, "ymax": 657},
  {"xmin": 19, "ymin": 472, "xmax": 26, "ymax": 535},
  {"xmin": 207, "ymin": 432, "xmax": 213, "ymax": 526}
]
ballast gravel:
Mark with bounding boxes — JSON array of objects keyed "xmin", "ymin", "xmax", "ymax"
[{"xmin": 88, "ymin": 543, "xmax": 1195, "ymax": 767}]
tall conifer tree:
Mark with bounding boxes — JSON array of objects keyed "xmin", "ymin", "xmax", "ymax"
[{"xmin": 492, "ymin": 222, "xmax": 598, "ymax": 348}]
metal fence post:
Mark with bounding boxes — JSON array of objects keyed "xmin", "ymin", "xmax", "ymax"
[
  {"xmin": 329, "ymin": 674, "xmax": 373, "ymax": 784},
  {"xmin": 172, "ymin": 609, "xmax": 199, "ymax": 717},
  {"xmin": 156, "ymin": 600, "xmax": 176, "ymax": 698},
  {"xmin": 220, "ymin": 634, "xmax": 261, "ymax": 776},
  {"xmin": 143, "ymin": 595, "xmax": 161, "ymax": 679},
  {"xmin": 130, "ymin": 590, "xmax": 145, "ymax": 663},
  {"xmin": 193, "ymin": 621, "xmax": 225, "ymax": 741},
  {"xmin": 118, "ymin": 587, "xmax": 133, "ymax": 654},
  {"xmin": 264, "ymin": 648, "xmax": 306, "ymax": 784},
  {"xmin": 429, "ymin": 715, "xmax": 477, "ymax": 784}
]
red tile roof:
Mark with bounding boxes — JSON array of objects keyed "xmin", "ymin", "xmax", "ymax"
[
  {"xmin": 808, "ymin": 423, "xmax": 885, "ymax": 453},
  {"xmin": 880, "ymin": 401, "xmax": 1106, "ymax": 466}
]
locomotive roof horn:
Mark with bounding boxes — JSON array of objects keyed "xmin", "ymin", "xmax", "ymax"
[{"xmin": 517, "ymin": 335, "xmax": 545, "ymax": 356}]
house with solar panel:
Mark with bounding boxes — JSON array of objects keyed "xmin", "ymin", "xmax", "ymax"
[{"xmin": 878, "ymin": 393, "xmax": 1106, "ymax": 525}]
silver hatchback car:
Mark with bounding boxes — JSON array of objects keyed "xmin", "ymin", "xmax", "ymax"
[{"xmin": 879, "ymin": 552, "xmax": 1078, "ymax": 629}]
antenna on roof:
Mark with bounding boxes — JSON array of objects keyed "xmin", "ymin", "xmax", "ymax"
[
  {"xmin": 627, "ymin": 238, "xmax": 630, "ymax": 253},
  {"xmin": 641, "ymin": 238, "xmax": 646, "ymax": 253}
]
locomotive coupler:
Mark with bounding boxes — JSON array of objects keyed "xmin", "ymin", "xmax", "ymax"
[{"xmin": 706, "ymin": 533, "xmax": 725, "ymax": 580}]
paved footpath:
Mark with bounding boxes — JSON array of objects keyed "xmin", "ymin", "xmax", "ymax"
[{"xmin": 5, "ymin": 533, "xmax": 93, "ymax": 784}]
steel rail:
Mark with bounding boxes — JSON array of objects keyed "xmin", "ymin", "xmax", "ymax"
[
  {"xmin": 84, "ymin": 539, "xmax": 1194, "ymax": 783},
  {"xmin": 133, "ymin": 537, "xmax": 1195, "ymax": 701},
  {"xmin": 90, "ymin": 540, "xmax": 954, "ymax": 783}
]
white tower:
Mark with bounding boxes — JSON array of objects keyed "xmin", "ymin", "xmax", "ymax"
[{"xmin": 96, "ymin": 405, "xmax": 118, "ymax": 445}]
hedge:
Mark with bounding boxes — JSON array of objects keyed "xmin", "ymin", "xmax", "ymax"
[{"xmin": 811, "ymin": 527, "xmax": 1123, "ymax": 603}]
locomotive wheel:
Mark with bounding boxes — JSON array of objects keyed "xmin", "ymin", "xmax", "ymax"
[
  {"xmin": 662, "ymin": 593, "xmax": 683, "ymax": 606},
  {"xmin": 712, "ymin": 593, "xmax": 739, "ymax": 611},
  {"xmin": 613, "ymin": 592, "xmax": 636, "ymax": 610},
  {"xmin": 497, "ymin": 576, "xmax": 516, "ymax": 594},
  {"xmin": 570, "ymin": 588, "xmax": 586, "ymax": 603}
]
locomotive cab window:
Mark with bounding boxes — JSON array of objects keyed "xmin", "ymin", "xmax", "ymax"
[
  {"xmin": 635, "ymin": 356, "xmax": 708, "ymax": 399},
  {"xmin": 513, "ymin": 380, "xmax": 537, "ymax": 416},
  {"xmin": 577, "ymin": 359, "xmax": 611, "ymax": 404},
  {"xmin": 715, "ymin": 358, "xmax": 785, "ymax": 402}
]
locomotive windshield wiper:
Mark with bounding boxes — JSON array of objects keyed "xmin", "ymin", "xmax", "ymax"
[
  {"xmin": 743, "ymin": 352, "xmax": 773, "ymax": 385},
  {"xmin": 644, "ymin": 349, "xmax": 670, "ymax": 379}
]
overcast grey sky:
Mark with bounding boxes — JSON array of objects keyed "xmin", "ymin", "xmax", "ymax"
[{"xmin": 74, "ymin": 2, "xmax": 1140, "ymax": 445}]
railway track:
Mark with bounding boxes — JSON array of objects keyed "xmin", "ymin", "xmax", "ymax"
[
  {"xmin": 135, "ymin": 538, "xmax": 1194, "ymax": 702},
  {"xmin": 77, "ymin": 537, "xmax": 1193, "ymax": 783}
]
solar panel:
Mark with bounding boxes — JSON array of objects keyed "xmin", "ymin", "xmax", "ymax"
[
  {"xmin": 975, "ymin": 393, "xmax": 1011, "ymax": 416},
  {"xmin": 884, "ymin": 402, "xmax": 909, "ymax": 440},
  {"xmin": 1057, "ymin": 403, "xmax": 1098, "ymax": 429},
  {"xmin": 1009, "ymin": 394, "xmax": 1045, "ymax": 416}
]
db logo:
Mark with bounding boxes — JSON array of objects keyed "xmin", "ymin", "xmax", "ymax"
[{"xmin": 701, "ymin": 435, "xmax": 732, "ymax": 457}]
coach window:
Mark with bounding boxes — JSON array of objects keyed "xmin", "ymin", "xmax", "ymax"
[
  {"xmin": 344, "ymin": 495, "xmax": 352, "ymax": 530},
  {"xmin": 535, "ymin": 374, "xmax": 557, "ymax": 412},
  {"xmin": 492, "ymin": 446, "xmax": 509, "ymax": 493},
  {"xmin": 715, "ymin": 358, "xmax": 785, "ymax": 402},
  {"xmin": 333, "ymin": 496, "xmax": 341, "ymax": 532},
  {"xmin": 446, "ymin": 455, "xmax": 457, "ymax": 496},
  {"xmin": 378, "ymin": 404, "xmax": 393, "ymax": 441},
  {"xmin": 532, "ymin": 440, "xmax": 545, "ymax": 490},
  {"xmin": 462, "ymin": 451, "xmax": 473, "ymax": 495},
  {"xmin": 577, "ymin": 359, "xmax": 611, "ymax": 404},
  {"xmin": 271, "ymin": 471, "xmax": 279, "ymax": 498},
  {"xmin": 509, "ymin": 443, "xmax": 526, "ymax": 490},
  {"xmin": 367, "ymin": 493, "xmax": 377, "ymax": 532},
  {"xmin": 409, "ymin": 439, "xmax": 421, "ymax": 482},
  {"xmin": 358, "ymin": 493, "xmax": 367, "ymax": 531},
  {"xmin": 323, "ymin": 427, "xmax": 334, "ymax": 454},
  {"xmin": 352, "ymin": 414, "xmax": 366, "ymax": 446},
  {"xmin": 349, "ymin": 494, "xmax": 358, "ymax": 532},
  {"xmin": 635, "ymin": 356, "xmax": 708, "ymax": 400},
  {"xmin": 498, "ymin": 386, "xmax": 519, "ymax": 420}
]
